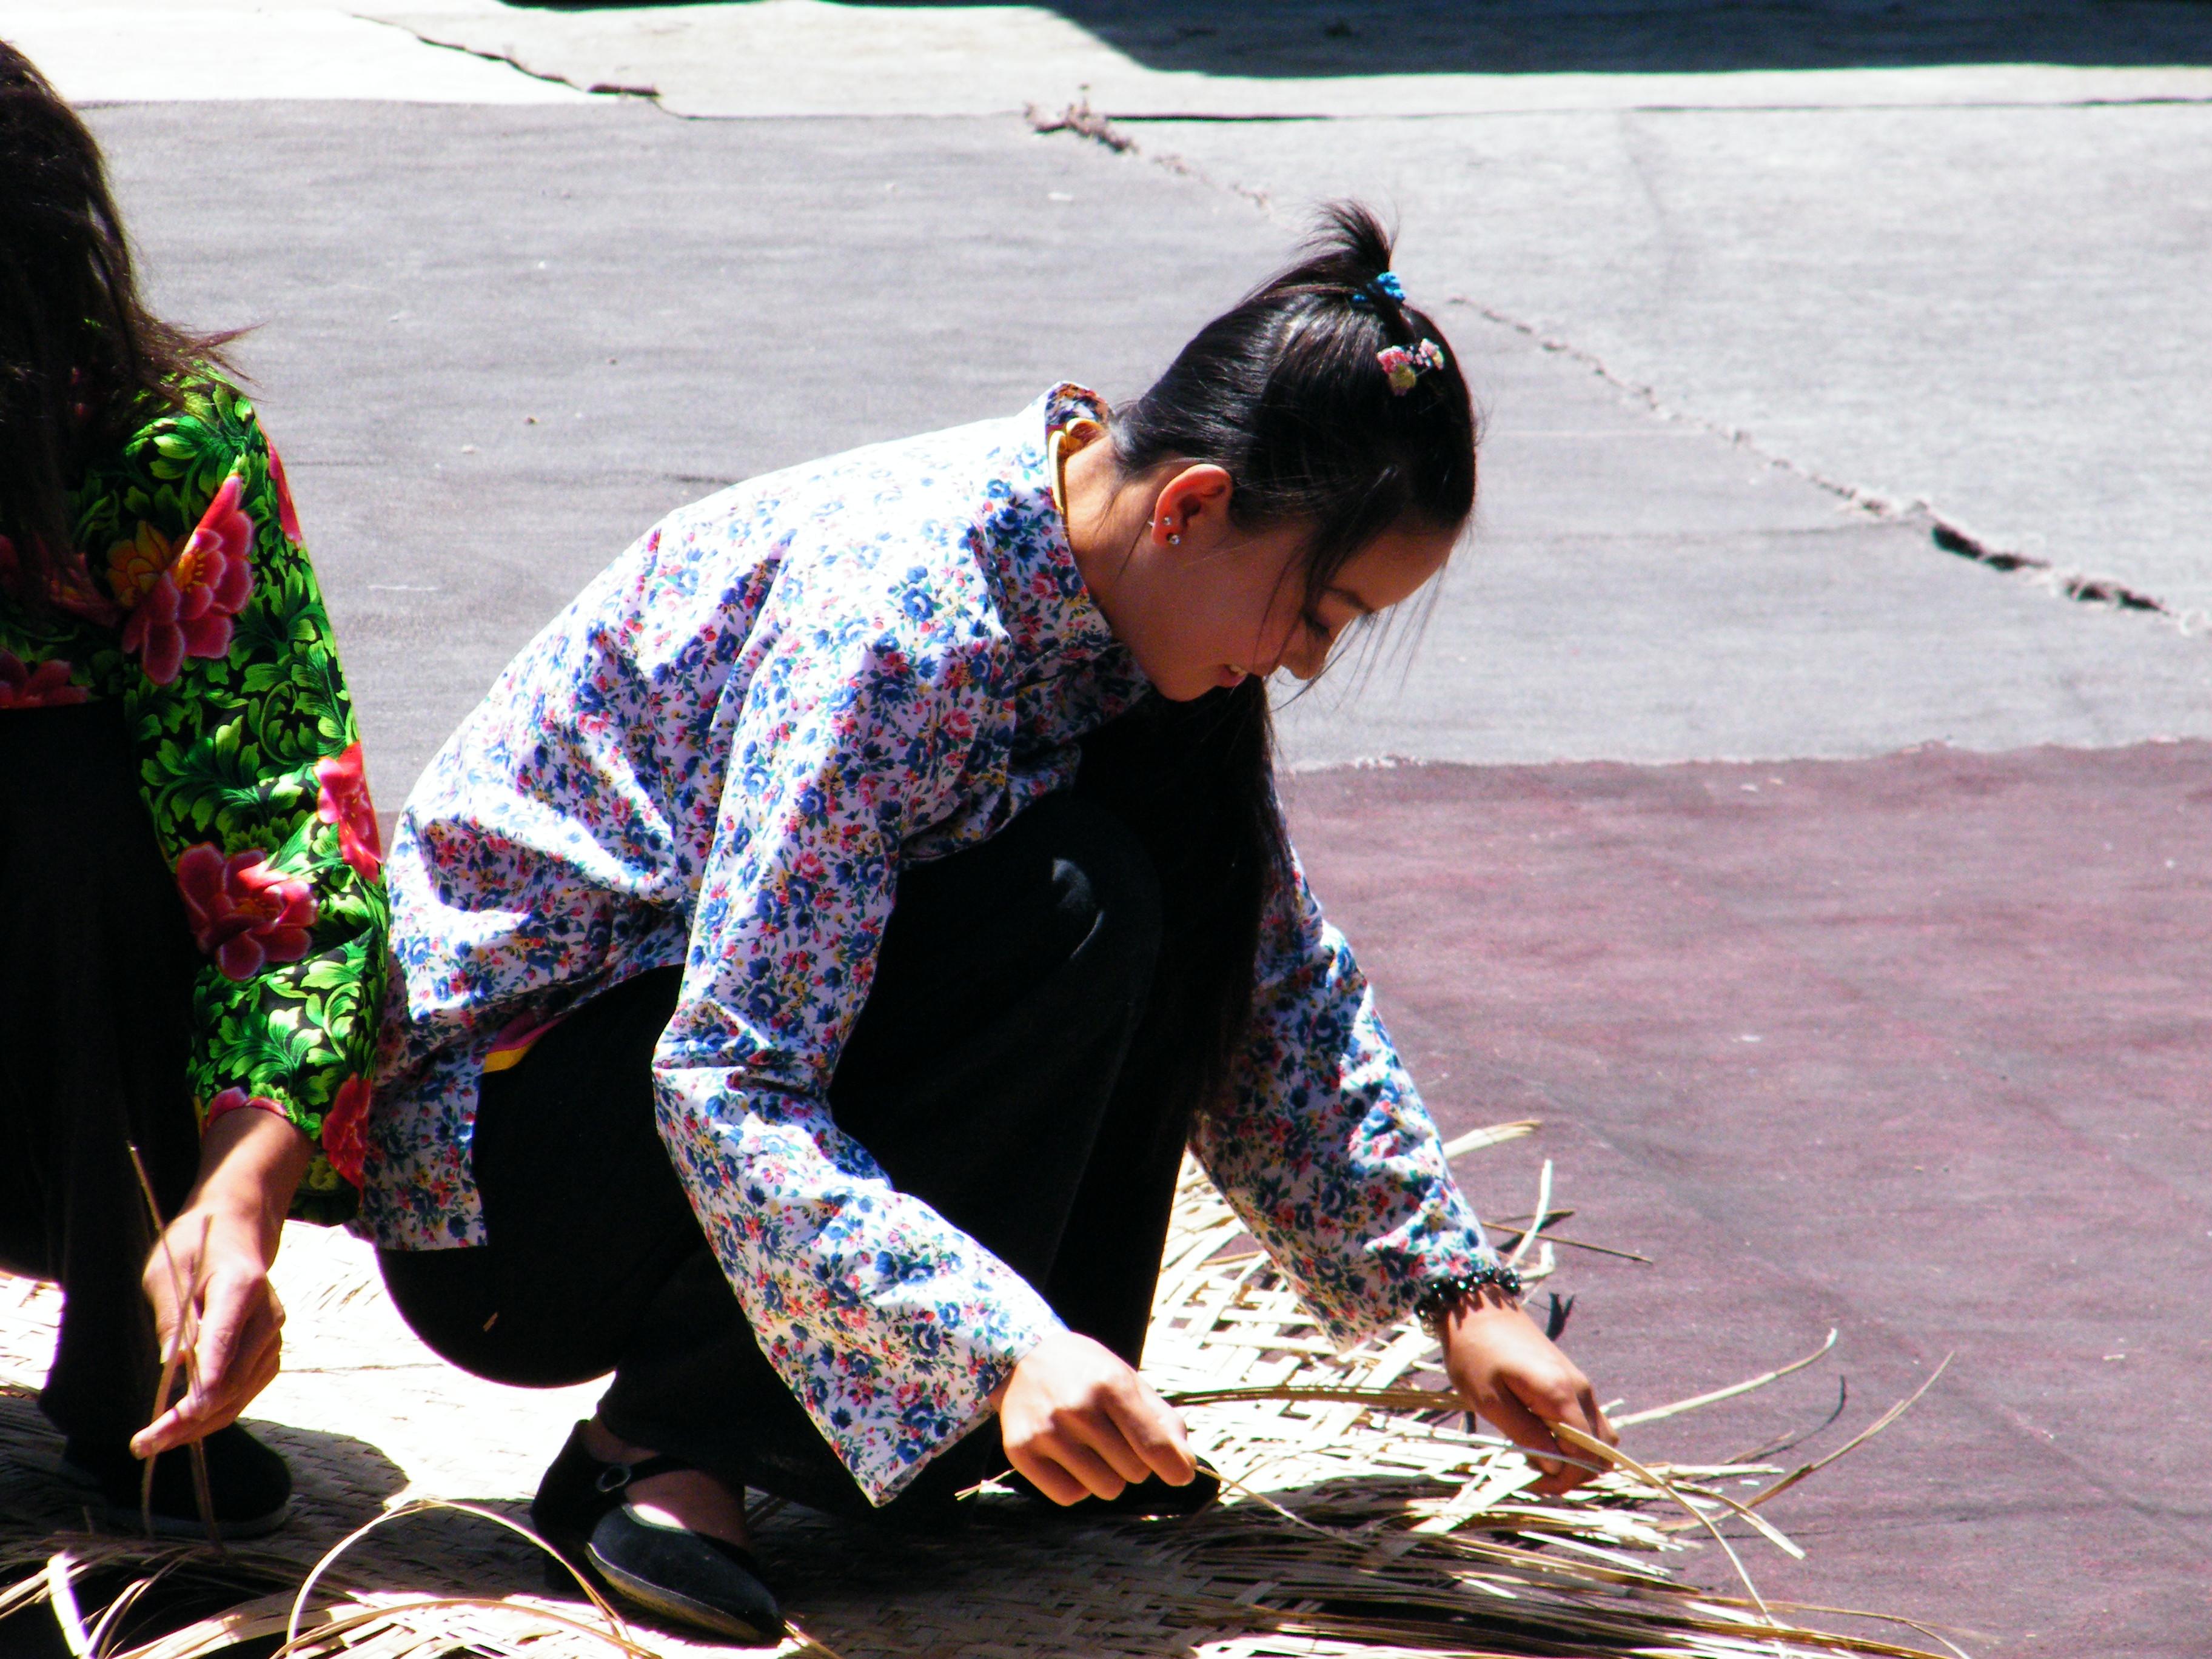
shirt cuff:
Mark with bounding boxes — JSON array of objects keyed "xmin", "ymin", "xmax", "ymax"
[
  {"xmin": 851, "ymin": 1279, "xmax": 1065, "ymax": 1507},
  {"xmin": 203, "ymin": 1085, "xmax": 296, "ymax": 1129}
]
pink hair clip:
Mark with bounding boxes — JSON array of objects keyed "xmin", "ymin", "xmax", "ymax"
[{"xmin": 1377, "ymin": 338, "xmax": 1446, "ymax": 395}]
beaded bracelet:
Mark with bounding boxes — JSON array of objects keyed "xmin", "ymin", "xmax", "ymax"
[{"xmin": 1412, "ymin": 1262, "xmax": 1526, "ymax": 1327}]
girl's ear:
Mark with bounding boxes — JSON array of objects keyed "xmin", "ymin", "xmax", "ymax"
[{"xmin": 1152, "ymin": 464, "xmax": 1235, "ymax": 547}]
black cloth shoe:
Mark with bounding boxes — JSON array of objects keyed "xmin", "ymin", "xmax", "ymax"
[
  {"xmin": 1002, "ymin": 1464, "xmax": 1222, "ymax": 1519},
  {"xmin": 532, "ymin": 1423, "xmax": 783, "ymax": 1646},
  {"xmin": 59, "ymin": 1424, "xmax": 292, "ymax": 1539}
]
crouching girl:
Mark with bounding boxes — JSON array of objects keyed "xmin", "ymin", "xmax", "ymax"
[{"xmin": 370, "ymin": 205, "xmax": 1614, "ymax": 1643}]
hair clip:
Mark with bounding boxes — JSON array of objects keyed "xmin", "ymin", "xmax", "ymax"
[
  {"xmin": 1350, "ymin": 271, "xmax": 1407, "ymax": 307},
  {"xmin": 1376, "ymin": 337, "xmax": 1446, "ymax": 395}
]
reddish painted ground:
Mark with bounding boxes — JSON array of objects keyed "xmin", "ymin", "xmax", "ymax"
[{"xmin": 1285, "ymin": 741, "xmax": 2211, "ymax": 1658}]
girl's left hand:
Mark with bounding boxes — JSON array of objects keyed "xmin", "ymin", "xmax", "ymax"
[{"xmin": 1436, "ymin": 1285, "xmax": 1616, "ymax": 1496}]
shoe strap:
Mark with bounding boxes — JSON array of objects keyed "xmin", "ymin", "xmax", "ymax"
[{"xmin": 592, "ymin": 1453, "xmax": 693, "ymax": 1493}]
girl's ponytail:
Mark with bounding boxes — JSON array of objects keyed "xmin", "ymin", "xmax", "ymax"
[{"xmin": 1085, "ymin": 202, "xmax": 1480, "ymax": 1120}]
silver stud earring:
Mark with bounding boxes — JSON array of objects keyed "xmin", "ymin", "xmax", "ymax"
[{"xmin": 1168, "ymin": 533, "xmax": 1181, "ymax": 545}]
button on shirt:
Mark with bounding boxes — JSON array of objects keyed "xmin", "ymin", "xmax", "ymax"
[{"xmin": 371, "ymin": 386, "xmax": 1503, "ymax": 1504}]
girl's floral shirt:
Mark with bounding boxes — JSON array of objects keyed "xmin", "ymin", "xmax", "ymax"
[
  {"xmin": 0, "ymin": 379, "xmax": 389, "ymax": 1222},
  {"xmin": 374, "ymin": 386, "xmax": 1504, "ymax": 1503}
]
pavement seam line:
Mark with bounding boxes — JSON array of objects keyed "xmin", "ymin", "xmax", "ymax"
[{"xmin": 353, "ymin": 13, "xmax": 652, "ymax": 99}]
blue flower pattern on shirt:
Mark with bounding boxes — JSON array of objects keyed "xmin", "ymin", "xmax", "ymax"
[{"xmin": 371, "ymin": 387, "xmax": 1500, "ymax": 1504}]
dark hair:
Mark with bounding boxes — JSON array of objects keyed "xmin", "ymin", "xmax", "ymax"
[
  {"xmin": 0, "ymin": 42, "xmax": 235, "ymax": 610},
  {"xmin": 1082, "ymin": 202, "xmax": 1479, "ymax": 1119},
  {"xmin": 1111, "ymin": 200, "xmax": 1478, "ymax": 625}
]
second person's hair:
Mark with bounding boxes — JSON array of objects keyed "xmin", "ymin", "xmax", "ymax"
[{"xmin": 0, "ymin": 42, "xmax": 235, "ymax": 610}]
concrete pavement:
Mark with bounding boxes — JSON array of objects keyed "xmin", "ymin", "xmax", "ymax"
[
  {"xmin": 0, "ymin": 0, "xmax": 583, "ymax": 103},
  {"xmin": 1273, "ymin": 303, "xmax": 2211, "ymax": 767},
  {"xmin": 1149, "ymin": 95, "xmax": 2212, "ymax": 631},
  {"xmin": 350, "ymin": 0, "xmax": 2212, "ymax": 648},
  {"xmin": 364, "ymin": 0, "xmax": 2212, "ymax": 117},
  {"xmin": 88, "ymin": 93, "xmax": 2212, "ymax": 786},
  {"xmin": 33, "ymin": 1, "xmax": 2212, "ymax": 762}
]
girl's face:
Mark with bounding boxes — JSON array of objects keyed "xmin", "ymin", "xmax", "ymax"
[{"xmin": 1098, "ymin": 463, "xmax": 1458, "ymax": 703}]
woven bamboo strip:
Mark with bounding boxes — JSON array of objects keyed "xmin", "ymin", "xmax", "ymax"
[{"xmin": 0, "ymin": 1129, "xmax": 1955, "ymax": 1659}]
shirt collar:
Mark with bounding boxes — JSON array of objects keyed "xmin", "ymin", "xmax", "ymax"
[{"xmin": 977, "ymin": 384, "xmax": 1128, "ymax": 674}]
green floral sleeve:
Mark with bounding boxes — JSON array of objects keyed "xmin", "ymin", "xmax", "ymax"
[{"xmin": 72, "ymin": 381, "xmax": 389, "ymax": 1224}]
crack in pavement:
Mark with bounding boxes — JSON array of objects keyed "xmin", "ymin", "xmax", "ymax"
[
  {"xmin": 356, "ymin": 13, "xmax": 653, "ymax": 99},
  {"xmin": 1461, "ymin": 300, "xmax": 2210, "ymax": 637},
  {"xmin": 1027, "ymin": 99, "xmax": 1281, "ymax": 216}
]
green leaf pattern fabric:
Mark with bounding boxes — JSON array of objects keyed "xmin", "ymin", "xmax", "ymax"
[{"xmin": 0, "ymin": 379, "xmax": 387, "ymax": 1223}]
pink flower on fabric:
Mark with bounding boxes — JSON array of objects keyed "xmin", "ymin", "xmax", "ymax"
[
  {"xmin": 110, "ymin": 475, "xmax": 256, "ymax": 685},
  {"xmin": 175, "ymin": 843, "xmax": 318, "ymax": 980},
  {"xmin": 320, "ymin": 1073, "xmax": 370, "ymax": 1187},
  {"xmin": 206, "ymin": 1087, "xmax": 287, "ymax": 1125},
  {"xmin": 266, "ymin": 443, "xmax": 304, "ymax": 543},
  {"xmin": 315, "ymin": 741, "xmax": 383, "ymax": 879},
  {"xmin": 0, "ymin": 651, "xmax": 89, "ymax": 709}
]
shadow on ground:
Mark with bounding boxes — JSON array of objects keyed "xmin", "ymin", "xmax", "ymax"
[
  {"xmin": 0, "ymin": 1384, "xmax": 416, "ymax": 1657},
  {"xmin": 500, "ymin": 0, "xmax": 2212, "ymax": 76},
  {"xmin": 0, "ymin": 1386, "xmax": 577, "ymax": 1654},
  {"xmin": 0, "ymin": 1384, "xmax": 406, "ymax": 1547}
]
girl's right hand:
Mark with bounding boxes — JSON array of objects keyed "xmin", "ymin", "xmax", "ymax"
[
  {"xmin": 992, "ymin": 1330, "xmax": 1196, "ymax": 1503},
  {"xmin": 1436, "ymin": 1286, "xmax": 1615, "ymax": 1496}
]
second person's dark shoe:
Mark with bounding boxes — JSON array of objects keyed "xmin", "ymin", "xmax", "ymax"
[
  {"xmin": 1003, "ymin": 1464, "xmax": 1222, "ymax": 1519},
  {"xmin": 59, "ymin": 1423, "xmax": 293, "ymax": 1539},
  {"xmin": 531, "ymin": 1423, "xmax": 783, "ymax": 1646}
]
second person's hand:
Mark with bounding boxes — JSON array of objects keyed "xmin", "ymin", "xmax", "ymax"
[
  {"xmin": 132, "ymin": 1108, "xmax": 312, "ymax": 1459},
  {"xmin": 991, "ymin": 1330, "xmax": 1197, "ymax": 1504},
  {"xmin": 135, "ymin": 1201, "xmax": 286, "ymax": 1456}
]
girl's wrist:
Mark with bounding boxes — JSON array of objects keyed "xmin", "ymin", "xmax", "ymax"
[
  {"xmin": 1413, "ymin": 1261, "xmax": 1525, "ymax": 1332},
  {"xmin": 184, "ymin": 1108, "xmax": 314, "ymax": 1242}
]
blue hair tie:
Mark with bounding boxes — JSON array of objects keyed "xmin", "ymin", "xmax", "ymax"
[{"xmin": 1350, "ymin": 271, "xmax": 1406, "ymax": 307}]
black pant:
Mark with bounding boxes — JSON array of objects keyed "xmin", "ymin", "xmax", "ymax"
[
  {"xmin": 380, "ymin": 792, "xmax": 1188, "ymax": 1521},
  {"xmin": 0, "ymin": 703, "xmax": 207, "ymax": 1451}
]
